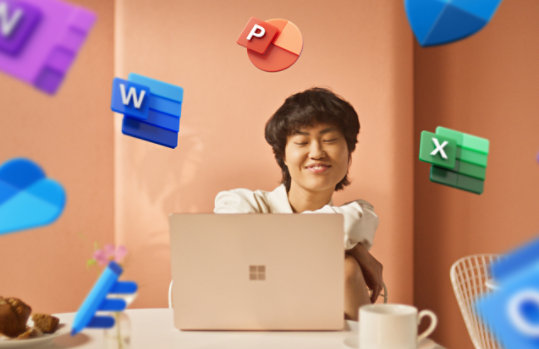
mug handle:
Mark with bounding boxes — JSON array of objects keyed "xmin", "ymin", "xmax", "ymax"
[{"xmin": 417, "ymin": 310, "xmax": 438, "ymax": 342}]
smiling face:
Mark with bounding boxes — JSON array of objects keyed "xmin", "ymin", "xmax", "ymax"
[{"xmin": 284, "ymin": 122, "xmax": 350, "ymax": 195}]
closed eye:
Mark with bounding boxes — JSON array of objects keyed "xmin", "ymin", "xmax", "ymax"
[
  {"xmin": 322, "ymin": 138, "xmax": 337, "ymax": 143},
  {"xmin": 294, "ymin": 142, "xmax": 308, "ymax": 146}
]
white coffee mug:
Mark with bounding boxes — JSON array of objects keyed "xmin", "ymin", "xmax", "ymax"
[{"xmin": 359, "ymin": 304, "xmax": 438, "ymax": 349}]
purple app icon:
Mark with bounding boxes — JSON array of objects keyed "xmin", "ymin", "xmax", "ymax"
[
  {"xmin": 0, "ymin": 1, "xmax": 42, "ymax": 56},
  {"xmin": 0, "ymin": 0, "xmax": 96, "ymax": 94}
]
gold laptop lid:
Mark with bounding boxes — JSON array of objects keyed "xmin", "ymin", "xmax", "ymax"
[{"xmin": 169, "ymin": 213, "xmax": 344, "ymax": 331}]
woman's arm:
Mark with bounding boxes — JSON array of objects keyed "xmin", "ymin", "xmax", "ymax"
[
  {"xmin": 309, "ymin": 200, "xmax": 383, "ymax": 302},
  {"xmin": 347, "ymin": 242, "xmax": 384, "ymax": 303}
]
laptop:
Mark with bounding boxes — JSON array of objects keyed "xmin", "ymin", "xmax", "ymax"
[{"xmin": 169, "ymin": 213, "xmax": 344, "ymax": 331}]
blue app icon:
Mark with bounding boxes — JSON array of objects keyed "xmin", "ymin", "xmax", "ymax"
[
  {"xmin": 404, "ymin": 0, "xmax": 503, "ymax": 46},
  {"xmin": 475, "ymin": 262, "xmax": 539, "ymax": 349},
  {"xmin": 110, "ymin": 73, "xmax": 183, "ymax": 149},
  {"xmin": 475, "ymin": 238, "xmax": 539, "ymax": 348},
  {"xmin": 71, "ymin": 261, "xmax": 137, "ymax": 336},
  {"xmin": 0, "ymin": 158, "xmax": 66, "ymax": 235},
  {"xmin": 110, "ymin": 78, "xmax": 150, "ymax": 121},
  {"xmin": 491, "ymin": 237, "xmax": 539, "ymax": 283}
]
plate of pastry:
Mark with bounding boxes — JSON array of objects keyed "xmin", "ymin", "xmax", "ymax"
[
  {"xmin": 0, "ymin": 324, "xmax": 69, "ymax": 348},
  {"xmin": 0, "ymin": 297, "xmax": 68, "ymax": 348}
]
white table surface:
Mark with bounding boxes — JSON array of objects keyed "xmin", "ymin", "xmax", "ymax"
[{"xmin": 47, "ymin": 308, "xmax": 445, "ymax": 349}]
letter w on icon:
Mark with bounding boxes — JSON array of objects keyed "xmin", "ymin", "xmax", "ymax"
[
  {"xmin": 119, "ymin": 84, "xmax": 146, "ymax": 109},
  {"xmin": 0, "ymin": 2, "xmax": 23, "ymax": 37}
]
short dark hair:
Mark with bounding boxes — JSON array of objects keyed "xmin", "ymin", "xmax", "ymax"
[{"xmin": 264, "ymin": 87, "xmax": 360, "ymax": 191}]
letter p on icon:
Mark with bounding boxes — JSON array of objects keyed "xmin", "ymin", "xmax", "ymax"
[
  {"xmin": 247, "ymin": 24, "xmax": 265, "ymax": 40},
  {"xmin": 236, "ymin": 17, "xmax": 279, "ymax": 54}
]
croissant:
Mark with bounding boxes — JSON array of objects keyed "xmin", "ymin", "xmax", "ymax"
[{"xmin": 0, "ymin": 297, "xmax": 32, "ymax": 338}]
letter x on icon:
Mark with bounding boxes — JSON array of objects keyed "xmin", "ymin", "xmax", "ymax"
[{"xmin": 430, "ymin": 138, "xmax": 448, "ymax": 159}]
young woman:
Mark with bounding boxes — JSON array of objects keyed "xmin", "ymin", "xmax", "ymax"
[{"xmin": 214, "ymin": 87, "xmax": 383, "ymax": 320}]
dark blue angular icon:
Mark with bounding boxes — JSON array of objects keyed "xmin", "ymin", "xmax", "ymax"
[{"xmin": 404, "ymin": 0, "xmax": 503, "ymax": 46}]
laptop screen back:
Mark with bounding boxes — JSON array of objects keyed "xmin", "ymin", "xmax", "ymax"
[{"xmin": 169, "ymin": 213, "xmax": 344, "ymax": 330}]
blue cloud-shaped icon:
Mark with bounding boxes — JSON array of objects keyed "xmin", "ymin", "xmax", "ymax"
[{"xmin": 0, "ymin": 158, "xmax": 66, "ymax": 235}]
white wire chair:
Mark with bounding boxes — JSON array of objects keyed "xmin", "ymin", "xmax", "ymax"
[{"xmin": 450, "ymin": 254, "xmax": 501, "ymax": 349}]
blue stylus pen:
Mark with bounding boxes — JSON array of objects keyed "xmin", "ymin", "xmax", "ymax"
[{"xmin": 71, "ymin": 261, "xmax": 137, "ymax": 335}]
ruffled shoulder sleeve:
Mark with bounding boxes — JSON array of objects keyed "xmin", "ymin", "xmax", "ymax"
[
  {"xmin": 306, "ymin": 199, "xmax": 379, "ymax": 250},
  {"xmin": 214, "ymin": 188, "xmax": 272, "ymax": 213}
]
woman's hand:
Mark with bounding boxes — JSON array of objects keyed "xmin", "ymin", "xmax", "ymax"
[{"xmin": 348, "ymin": 243, "xmax": 384, "ymax": 303}]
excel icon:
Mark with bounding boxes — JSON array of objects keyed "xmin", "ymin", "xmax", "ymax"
[{"xmin": 419, "ymin": 127, "xmax": 489, "ymax": 194}]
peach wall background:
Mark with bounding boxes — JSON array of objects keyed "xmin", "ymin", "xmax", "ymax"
[
  {"xmin": 114, "ymin": 0, "xmax": 415, "ymax": 311},
  {"xmin": 0, "ymin": 1, "xmax": 114, "ymax": 313},
  {"xmin": 0, "ymin": 1, "xmax": 537, "ymax": 348},
  {"xmin": 413, "ymin": 0, "xmax": 539, "ymax": 347}
]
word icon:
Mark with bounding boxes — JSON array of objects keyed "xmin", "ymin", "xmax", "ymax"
[
  {"xmin": 0, "ymin": 0, "xmax": 96, "ymax": 94},
  {"xmin": 419, "ymin": 127, "xmax": 489, "ymax": 194},
  {"xmin": 237, "ymin": 17, "xmax": 303, "ymax": 72},
  {"xmin": 404, "ymin": 0, "xmax": 503, "ymax": 46},
  {"xmin": 111, "ymin": 73, "xmax": 184, "ymax": 149},
  {"xmin": 0, "ymin": 158, "xmax": 66, "ymax": 235},
  {"xmin": 475, "ymin": 237, "xmax": 539, "ymax": 349},
  {"xmin": 71, "ymin": 261, "xmax": 137, "ymax": 335}
]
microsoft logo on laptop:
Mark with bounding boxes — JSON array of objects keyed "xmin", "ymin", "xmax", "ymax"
[
  {"xmin": 249, "ymin": 265, "xmax": 266, "ymax": 281},
  {"xmin": 419, "ymin": 126, "xmax": 489, "ymax": 194}
]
